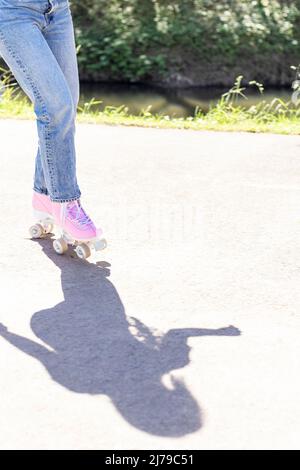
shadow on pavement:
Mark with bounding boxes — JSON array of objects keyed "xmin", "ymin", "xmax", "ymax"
[{"xmin": 0, "ymin": 237, "xmax": 241, "ymax": 436}]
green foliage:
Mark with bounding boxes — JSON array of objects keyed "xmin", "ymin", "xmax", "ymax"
[
  {"xmin": 71, "ymin": 0, "xmax": 168, "ymax": 81},
  {"xmin": 69, "ymin": 0, "xmax": 300, "ymax": 83}
]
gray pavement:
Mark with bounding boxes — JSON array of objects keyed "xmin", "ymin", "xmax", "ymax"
[{"xmin": 0, "ymin": 118, "xmax": 300, "ymax": 449}]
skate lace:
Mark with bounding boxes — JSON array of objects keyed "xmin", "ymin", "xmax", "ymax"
[{"xmin": 62, "ymin": 200, "xmax": 93, "ymax": 228}]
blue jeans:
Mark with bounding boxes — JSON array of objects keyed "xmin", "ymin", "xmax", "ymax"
[{"xmin": 0, "ymin": 0, "xmax": 81, "ymax": 202}]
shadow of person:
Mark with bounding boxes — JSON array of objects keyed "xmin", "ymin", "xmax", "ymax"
[{"xmin": 0, "ymin": 237, "xmax": 241, "ymax": 436}]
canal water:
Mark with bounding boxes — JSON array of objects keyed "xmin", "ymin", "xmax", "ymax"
[
  {"xmin": 4, "ymin": 80, "xmax": 293, "ymax": 118},
  {"xmin": 79, "ymin": 82, "xmax": 293, "ymax": 118}
]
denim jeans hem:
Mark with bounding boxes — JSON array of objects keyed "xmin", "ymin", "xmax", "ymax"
[
  {"xmin": 50, "ymin": 194, "xmax": 81, "ymax": 203},
  {"xmin": 33, "ymin": 187, "xmax": 49, "ymax": 196}
]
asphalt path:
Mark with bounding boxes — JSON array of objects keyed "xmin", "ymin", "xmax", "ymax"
[{"xmin": 0, "ymin": 119, "xmax": 300, "ymax": 449}]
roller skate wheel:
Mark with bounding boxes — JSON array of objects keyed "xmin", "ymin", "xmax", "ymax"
[
  {"xmin": 29, "ymin": 223, "xmax": 44, "ymax": 239},
  {"xmin": 94, "ymin": 238, "xmax": 107, "ymax": 251},
  {"xmin": 75, "ymin": 244, "xmax": 91, "ymax": 260},
  {"xmin": 53, "ymin": 238, "xmax": 68, "ymax": 255},
  {"xmin": 43, "ymin": 223, "xmax": 53, "ymax": 234}
]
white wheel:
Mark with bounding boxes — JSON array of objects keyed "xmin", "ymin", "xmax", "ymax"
[
  {"xmin": 75, "ymin": 244, "xmax": 91, "ymax": 260},
  {"xmin": 29, "ymin": 223, "xmax": 44, "ymax": 239},
  {"xmin": 94, "ymin": 238, "xmax": 107, "ymax": 251},
  {"xmin": 43, "ymin": 223, "xmax": 53, "ymax": 234},
  {"xmin": 53, "ymin": 238, "xmax": 68, "ymax": 255}
]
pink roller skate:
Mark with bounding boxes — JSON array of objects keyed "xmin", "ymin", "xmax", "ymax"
[
  {"xmin": 29, "ymin": 191, "xmax": 54, "ymax": 239},
  {"xmin": 29, "ymin": 192, "xmax": 107, "ymax": 259},
  {"xmin": 51, "ymin": 199, "xmax": 107, "ymax": 259}
]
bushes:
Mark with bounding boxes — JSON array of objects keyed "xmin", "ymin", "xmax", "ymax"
[
  {"xmin": 70, "ymin": 0, "xmax": 300, "ymax": 85},
  {"xmin": 70, "ymin": 0, "xmax": 168, "ymax": 82},
  {"xmin": 2, "ymin": 1, "xmax": 300, "ymax": 86}
]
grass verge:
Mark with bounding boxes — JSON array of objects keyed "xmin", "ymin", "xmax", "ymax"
[{"xmin": 1, "ymin": 74, "xmax": 300, "ymax": 135}]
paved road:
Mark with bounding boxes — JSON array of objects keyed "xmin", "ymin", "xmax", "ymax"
[{"xmin": 0, "ymin": 118, "xmax": 300, "ymax": 450}]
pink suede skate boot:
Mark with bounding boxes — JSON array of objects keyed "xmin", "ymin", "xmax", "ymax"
[
  {"xmin": 30, "ymin": 191, "xmax": 54, "ymax": 239},
  {"xmin": 32, "ymin": 191, "xmax": 53, "ymax": 219},
  {"xmin": 51, "ymin": 199, "xmax": 103, "ymax": 242}
]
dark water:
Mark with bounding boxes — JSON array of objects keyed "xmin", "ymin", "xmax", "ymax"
[{"xmin": 79, "ymin": 82, "xmax": 293, "ymax": 118}]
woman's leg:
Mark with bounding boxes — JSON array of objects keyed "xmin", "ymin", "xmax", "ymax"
[
  {"xmin": 0, "ymin": 0, "xmax": 81, "ymax": 202},
  {"xmin": 34, "ymin": 0, "xmax": 80, "ymax": 197}
]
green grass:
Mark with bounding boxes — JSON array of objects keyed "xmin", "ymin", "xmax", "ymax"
[{"xmin": 1, "ymin": 74, "xmax": 300, "ymax": 135}]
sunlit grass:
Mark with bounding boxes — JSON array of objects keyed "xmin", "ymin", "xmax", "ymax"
[{"xmin": 1, "ymin": 71, "xmax": 300, "ymax": 135}]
